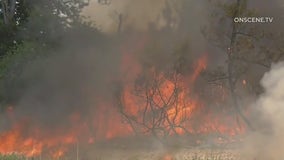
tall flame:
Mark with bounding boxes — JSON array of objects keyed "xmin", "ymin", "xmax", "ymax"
[{"xmin": 0, "ymin": 49, "xmax": 246, "ymax": 158}]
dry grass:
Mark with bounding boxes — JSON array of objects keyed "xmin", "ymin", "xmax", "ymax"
[
  {"xmin": 84, "ymin": 148, "xmax": 241, "ymax": 160},
  {"xmin": 0, "ymin": 148, "xmax": 241, "ymax": 160}
]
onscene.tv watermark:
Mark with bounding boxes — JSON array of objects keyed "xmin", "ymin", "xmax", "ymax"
[{"xmin": 234, "ymin": 17, "xmax": 274, "ymax": 23}]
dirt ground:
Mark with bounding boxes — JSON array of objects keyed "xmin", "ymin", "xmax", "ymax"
[
  {"xmin": 70, "ymin": 136, "xmax": 243, "ymax": 160},
  {"xmin": 81, "ymin": 148, "xmax": 240, "ymax": 160}
]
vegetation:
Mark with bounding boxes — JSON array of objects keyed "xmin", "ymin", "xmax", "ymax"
[
  {"xmin": 0, "ymin": 0, "xmax": 283, "ymax": 158},
  {"xmin": 202, "ymin": 0, "xmax": 284, "ymax": 130},
  {"xmin": 0, "ymin": 154, "xmax": 26, "ymax": 160},
  {"xmin": 0, "ymin": 0, "xmax": 100, "ymax": 108}
]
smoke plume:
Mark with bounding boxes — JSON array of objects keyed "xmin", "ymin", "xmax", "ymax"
[{"xmin": 241, "ymin": 62, "xmax": 284, "ymax": 159}]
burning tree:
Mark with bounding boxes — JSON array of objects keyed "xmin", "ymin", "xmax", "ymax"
[
  {"xmin": 0, "ymin": 0, "xmax": 283, "ymax": 158},
  {"xmin": 202, "ymin": 0, "xmax": 284, "ymax": 131},
  {"xmin": 115, "ymin": 58, "xmax": 206, "ymax": 139},
  {"xmin": 114, "ymin": 70, "xmax": 192, "ymax": 145},
  {"xmin": 113, "ymin": 35, "xmax": 245, "ymax": 144}
]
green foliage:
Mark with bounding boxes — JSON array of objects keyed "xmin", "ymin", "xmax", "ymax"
[
  {"xmin": 0, "ymin": 42, "xmax": 40, "ymax": 78},
  {"xmin": 0, "ymin": 22, "xmax": 17, "ymax": 56},
  {"xmin": 0, "ymin": 154, "xmax": 26, "ymax": 160},
  {"xmin": 0, "ymin": 0, "xmax": 90, "ymax": 56},
  {"xmin": 0, "ymin": 0, "xmax": 95, "ymax": 107},
  {"xmin": 0, "ymin": 0, "xmax": 31, "ymax": 57},
  {"xmin": 0, "ymin": 41, "xmax": 41, "ymax": 106}
]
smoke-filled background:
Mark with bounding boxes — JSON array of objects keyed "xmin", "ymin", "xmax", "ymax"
[
  {"xmin": 1, "ymin": 0, "xmax": 212, "ymax": 131},
  {"xmin": 241, "ymin": 62, "xmax": 284, "ymax": 159},
  {"xmin": 0, "ymin": 0, "xmax": 284, "ymax": 159}
]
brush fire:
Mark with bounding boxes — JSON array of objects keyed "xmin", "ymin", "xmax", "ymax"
[
  {"xmin": 0, "ymin": 52, "xmax": 247, "ymax": 159},
  {"xmin": 0, "ymin": 0, "xmax": 283, "ymax": 160}
]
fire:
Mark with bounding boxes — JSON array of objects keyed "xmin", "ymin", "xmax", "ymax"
[
  {"xmin": 242, "ymin": 79, "xmax": 247, "ymax": 85},
  {"xmin": 0, "ymin": 124, "xmax": 41, "ymax": 157},
  {"xmin": 118, "ymin": 53, "xmax": 246, "ymax": 138},
  {"xmin": 0, "ymin": 122, "xmax": 74, "ymax": 157},
  {"xmin": 189, "ymin": 54, "xmax": 207, "ymax": 83},
  {"xmin": 52, "ymin": 149, "xmax": 64, "ymax": 159},
  {"xmin": 0, "ymin": 113, "xmax": 86, "ymax": 157},
  {"xmin": 0, "ymin": 48, "xmax": 246, "ymax": 158},
  {"xmin": 162, "ymin": 154, "xmax": 174, "ymax": 160}
]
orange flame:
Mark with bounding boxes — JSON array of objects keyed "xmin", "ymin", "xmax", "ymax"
[
  {"xmin": 0, "ymin": 51, "xmax": 246, "ymax": 158},
  {"xmin": 162, "ymin": 154, "xmax": 174, "ymax": 160}
]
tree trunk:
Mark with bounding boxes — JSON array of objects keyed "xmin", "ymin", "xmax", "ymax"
[
  {"xmin": 1, "ymin": 0, "xmax": 16, "ymax": 25},
  {"xmin": 117, "ymin": 13, "xmax": 123, "ymax": 33},
  {"xmin": 227, "ymin": 0, "xmax": 254, "ymax": 130}
]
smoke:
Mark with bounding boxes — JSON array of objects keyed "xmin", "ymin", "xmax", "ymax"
[
  {"xmin": 241, "ymin": 62, "xmax": 284, "ymax": 159},
  {"xmin": 83, "ymin": 0, "xmax": 168, "ymax": 32},
  {"xmin": 1, "ymin": 0, "xmax": 284, "ymax": 159},
  {"xmin": 0, "ymin": 1, "xmax": 213, "ymax": 149},
  {"xmin": 2, "ymin": 31, "xmax": 121, "ymax": 128}
]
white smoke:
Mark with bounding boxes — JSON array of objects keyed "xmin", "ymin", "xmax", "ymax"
[{"xmin": 242, "ymin": 61, "xmax": 284, "ymax": 160}]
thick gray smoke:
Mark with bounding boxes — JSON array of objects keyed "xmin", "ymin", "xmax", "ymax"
[
  {"xmin": 2, "ymin": 32, "xmax": 122, "ymax": 128},
  {"xmin": 0, "ymin": 2, "xmax": 284, "ymax": 159},
  {"xmin": 241, "ymin": 62, "xmax": 284, "ymax": 159}
]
